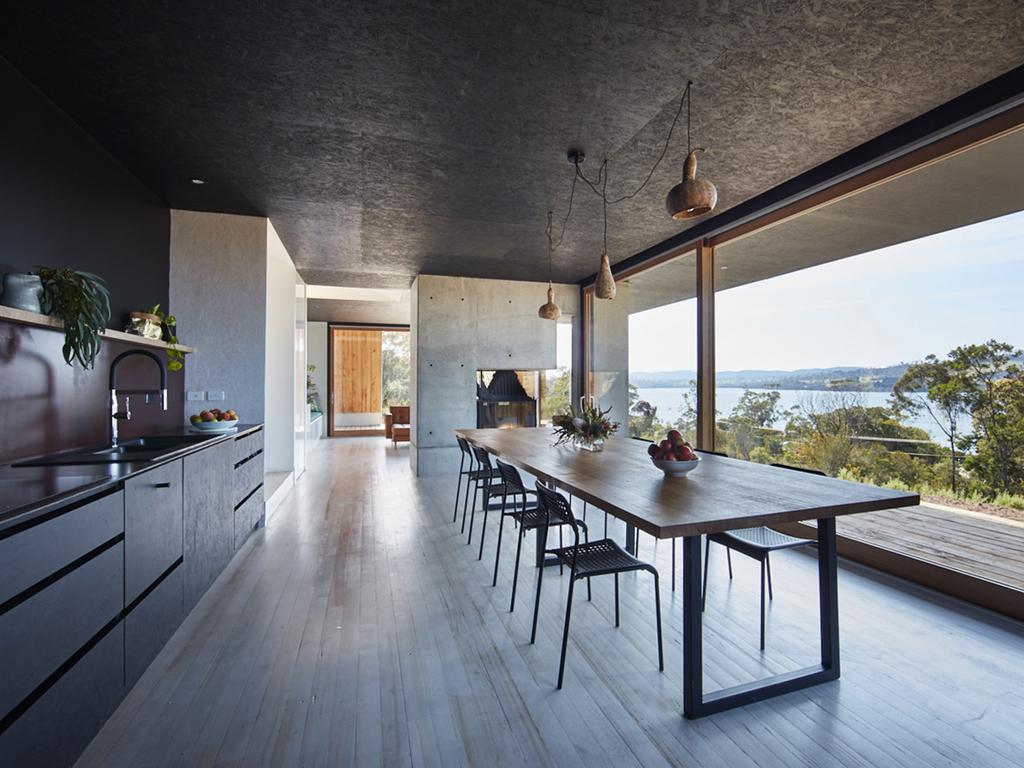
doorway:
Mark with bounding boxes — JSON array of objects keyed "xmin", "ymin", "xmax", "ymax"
[{"xmin": 328, "ymin": 325, "xmax": 410, "ymax": 437}]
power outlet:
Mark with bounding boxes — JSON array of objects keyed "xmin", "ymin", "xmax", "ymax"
[
  {"xmin": 187, "ymin": 391, "xmax": 205, "ymax": 401},
  {"xmin": 207, "ymin": 390, "xmax": 226, "ymax": 401}
]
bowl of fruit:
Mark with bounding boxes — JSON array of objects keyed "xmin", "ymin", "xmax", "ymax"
[
  {"xmin": 189, "ymin": 408, "xmax": 239, "ymax": 431},
  {"xmin": 646, "ymin": 430, "xmax": 700, "ymax": 477}
]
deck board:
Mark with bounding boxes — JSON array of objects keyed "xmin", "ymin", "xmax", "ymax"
[{"xmin": 77, "ymin": 437, "xmax": 1024, "ymax": 768}]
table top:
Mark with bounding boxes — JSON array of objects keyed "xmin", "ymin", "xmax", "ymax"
[{"xmin": 456, "ymin": 428, "xmax": 919, "ymax": 538}]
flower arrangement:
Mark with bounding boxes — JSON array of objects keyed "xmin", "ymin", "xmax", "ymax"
[{"xmin": 551, "ymin": 397, "xmax": 620, "ymax": 451}]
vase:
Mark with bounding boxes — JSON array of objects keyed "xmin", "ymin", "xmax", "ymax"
[
  {"xmin": 0, "ymin": 273, "xmax": 43, "ymax": 313},
  {"xmin": 126, "ymin": 311, "xmax": 163, "ymax": 340},
  {"xmin": 574, "ymin": 436, "xmax": 605, "ymax": 452}
]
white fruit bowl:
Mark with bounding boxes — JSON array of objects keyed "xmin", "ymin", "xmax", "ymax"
[
  {"xmin": 192, "ymin": 419, "xmax": 239, "ymax": 431},
  {"xmin": 651, "ymin": 455, "xmax": 700, "ymax": 477}
]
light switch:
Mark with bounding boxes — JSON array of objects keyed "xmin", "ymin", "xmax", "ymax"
[
  {"xmin": 207, "ymin": 390, "xmax": 226, "ymax": 401},
  {"xmin": 187, "ymin": 391, "xmax": 205, "ymax": 401}
]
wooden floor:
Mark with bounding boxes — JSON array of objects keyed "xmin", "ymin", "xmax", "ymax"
[{"xmin": 78, "ymin": 438, "xmax": 1024, "ymax": 767}]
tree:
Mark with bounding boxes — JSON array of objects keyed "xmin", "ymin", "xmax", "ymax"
[
  {"xmin": 892, "ymin": 354, "xmax": 970, "ymax": 492},
  {"xmin": 732, "ymin": 390, "xmax": 784, "ymax": 428},
  {"xmin": 541, "ymin": 368, "xmax": 571, "ymax": 424},
  {"xmin": 381, "ymin": 331, "xmax": 410, "ymax": 407}
]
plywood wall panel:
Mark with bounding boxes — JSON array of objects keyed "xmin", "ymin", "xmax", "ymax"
[{"xmin": 333, "ymin": 329, "xmax": 381, "ymax": 415}]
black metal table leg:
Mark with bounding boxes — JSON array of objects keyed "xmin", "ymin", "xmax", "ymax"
[{"xmin": 682, "ymin": 517, "xmax": 841, "ymax": 718}]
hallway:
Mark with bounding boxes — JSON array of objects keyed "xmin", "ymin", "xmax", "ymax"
[{"xmin": 79, "ymin": 438, "xmax": 1024, "ymax": 767}]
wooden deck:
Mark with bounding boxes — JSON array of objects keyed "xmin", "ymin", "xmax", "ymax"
[
  {"xmin": 77, "ymin": 438, "xmax": 1024, "ymax": 767},
  {"xmin": 783, "ymin": 504, "xmax": 1024, "ymax": 621}
]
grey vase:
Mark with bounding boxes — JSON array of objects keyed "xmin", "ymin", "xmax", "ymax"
[{"xmin": 0, "ymin": 273, "xmax": 44, "ymax": 313}]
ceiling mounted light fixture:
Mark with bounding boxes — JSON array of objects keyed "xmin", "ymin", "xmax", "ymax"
[
  {"xmin": 538, "ymin": 210, "xmax": 561, "ymax": 320},
  {"xmin": 666, "ymin": 81, "xmax": 717, "ymax": 220},
  {"xmin": 594, "ymin": 168, "xmax": 616, "ymax": 300},
  {"xmin": 190, "ymin": 178, "xmax": 206, "ymax": 185}
]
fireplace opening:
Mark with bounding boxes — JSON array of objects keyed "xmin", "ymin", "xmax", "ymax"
[{"xmin": 476, "ymin": 370, "xmax": 538, "ymax": 429}]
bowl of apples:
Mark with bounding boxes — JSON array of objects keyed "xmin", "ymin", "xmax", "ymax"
[
  {"xmin": 189, "ymin": 408, "xmax": 239, "ymax": 431},
  {"xmin": 647, "ymin": 430, "xmax": 700, "ymax": 477}
]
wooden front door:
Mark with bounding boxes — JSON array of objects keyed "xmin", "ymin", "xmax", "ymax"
[{"xmin": 329, "ymin": 328, "xmax": 382, "ymax": 435}]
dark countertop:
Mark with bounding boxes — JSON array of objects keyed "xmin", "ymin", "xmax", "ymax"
[{"xmin": 0, "ymin": 423, "xmax": 263, "ymax": 533}]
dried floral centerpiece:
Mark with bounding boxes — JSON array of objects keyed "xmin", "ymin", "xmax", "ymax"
[{"xmin": 551, "ymin": 397, "xmax": 620, "ymax": 452}]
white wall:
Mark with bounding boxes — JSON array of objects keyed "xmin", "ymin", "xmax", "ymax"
[
  {"xmin": 264, "ymin": 221, "xmax": 303, "ymax": 474},
  {"xmin": 411, "ymin": 274, "xmax": 579, "ymax": 476},
  {"xmin": 169, "ymin": 211, "xmax": 267, "ymax": 424}
]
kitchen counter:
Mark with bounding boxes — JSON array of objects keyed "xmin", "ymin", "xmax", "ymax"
[{"xmin": 0, "ymin": 424, "xmax": 263, "ymax": 532}]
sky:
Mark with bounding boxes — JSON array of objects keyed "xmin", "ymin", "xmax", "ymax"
[{"xmin": 627, "ymin": 209, "xmax": 1024, "ymax": 373}]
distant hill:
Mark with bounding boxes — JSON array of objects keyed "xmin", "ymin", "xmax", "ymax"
[{"xmin": 631, "ymin": 364, "xmax": 911, "ymax": 392}]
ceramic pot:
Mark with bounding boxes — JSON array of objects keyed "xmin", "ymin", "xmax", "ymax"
[{"xmin": 0, "ymin": 273, "xmax": 44, "ymax": 313}]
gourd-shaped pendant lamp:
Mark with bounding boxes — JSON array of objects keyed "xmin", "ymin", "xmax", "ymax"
[
  {"xmin": 538, "ymin": 211, "xmax": 561, "ymax": 320},
  {"xmin": 666, "ymin": 81, "xmax": 718, "ymax": 220},
  {"xmin": 595, "ymin": 175, "xmax": 616, "ymax": 300}
]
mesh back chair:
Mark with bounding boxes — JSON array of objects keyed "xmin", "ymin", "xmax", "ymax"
[
  {"xmin": 531, "ymin": 482, "xmax": 664, "ymax": 689},
  {"xmin": 458, "ymin": 441, "xmax": 501, "ymax": 532},
  {"xmin": 491, "ymin": 460, "xmax": 572, "ymax": 611},
  {"xmin": 466, "ymin": 445, "xmax": 517, "ymax": 552},
  {"xmin": 701, "ymin": 461, "xmax": 819, "ymax": 649},
  {"xmin": 453, "ymin": 436, "xmax": 474, "ymax": 523}
]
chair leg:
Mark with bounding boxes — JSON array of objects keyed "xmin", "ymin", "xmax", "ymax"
[
  {"xmin": 558, "ymin": 526, "xmax": 564, "ymax": 575},
  {"xmin": 652, "ymin": 570, "xmax": 664, "ymax": 672},
  {"xmin": 453, "ymin": 466, "xmax": 464, "ymax": 523},
  {"xmin": 614, "ymin": 573, "xmax": 620, "ymax": 627},
  {"xmin": 492, "ymin": 498, "xmax": 508, "ymax": 586},
  {"xmin": 584, "ymin": 528, "xmax": 592, "ymax": 601},
  {"xmin": 766, "ymin": 552, "xmax": 774, "ymax": 600},
  {"xmin": 530, "ymin": 544, "xmax": 545, "ymax": 644},
  {"xmin": 701, "ymin": 536, "xmax": 710, "ymax": 612},
  {"xmin": 511, "ymin": 528, "xmax": 525, "ymax": 613},
  {"xmin": 760, "ymin": 558, "xmax": 766, "ymax": 650},
  {"xmin": 467, "ymin": 486, "xmax": 484, "ymax": 545},
  {"xmin": 582, "ymin": 501, "xmax": 588, "ymax": 521},
  {"xmin": 671, "ymin": 538, "xmax": 676, "ymax": 592},
  {"xmin": 556, "ymin": 578, "xmax": 577, "ymax": 689},
  {"xmin": 462, "ymin": 476, "xmax": 476, "ymax": 534},
  {"xmin": 727, "ymin": 547, "xmax": 733, "ymax": 579},
  {"xmin": 603, "ymin": 511, "xmax": 608, "ymax": 538},
  {"xmin": 477, "ymin": 489, "xmax": 495, "ymax": 560}
]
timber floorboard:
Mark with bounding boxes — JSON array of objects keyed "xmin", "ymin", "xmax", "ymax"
[{"xmin": 77, "ymin": 438, "xmax": 1024, "ymax": 768}]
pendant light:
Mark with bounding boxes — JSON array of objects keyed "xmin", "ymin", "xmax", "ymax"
[
  {"xmin": 594, "ymin": 172, "xmax": 616, "ymax": 299},
  {"xmin": 538, "ymin": 211, "xmax": 561, "ymax": 320},
  {"xmin": 666, "ymin": 81, "xmax": 718, "ymax": 220}
]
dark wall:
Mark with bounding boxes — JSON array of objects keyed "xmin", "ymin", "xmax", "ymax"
[{"xmin": 0, "ymin": 56, "xmax": 169, "ymax": 325}]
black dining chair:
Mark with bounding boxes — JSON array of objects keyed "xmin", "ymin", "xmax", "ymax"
[
  {"xmin": 701, "ymin": 461, "xmax": 819, "ymax": 649},
  {"xmin": 453, "ymin": 436, "xmax": 475, "ymax": 523},
  {"xmin": 459, "ymin": 442, "xmax": 501, "ymax": 533},
  {"xmin": 530, "ymin": 482, "xmax": 664, "ymax": 689},
  {"xmin": 466, "ymin": 445, "xmax": 515, "ymax": 550},
  {"xmin": 492, "ymin": 460, "xmax": 577, "ymax": 612}
]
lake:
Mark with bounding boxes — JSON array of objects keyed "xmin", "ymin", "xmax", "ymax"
[{"xmin": 634, "ymin": 387, "xmax": 961, "ymax": 444}]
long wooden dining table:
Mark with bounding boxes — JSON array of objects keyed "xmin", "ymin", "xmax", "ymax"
[{"xmin": 455, "ymin": 427, "xmax": 920, "ymax": 718}]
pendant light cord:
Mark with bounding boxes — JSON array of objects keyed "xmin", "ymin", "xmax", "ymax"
[{"xmin": 546, "ymin": 210, "xmax": 554, "ymax": 284}]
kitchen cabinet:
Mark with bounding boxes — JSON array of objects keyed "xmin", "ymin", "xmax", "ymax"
[
  {"xmin": 183, "ymin": 439, "xmax": 234, "ymax": 611},
  {"xmin": 124, "ymin": 460, "xmax": 183, "ymax": 605}
]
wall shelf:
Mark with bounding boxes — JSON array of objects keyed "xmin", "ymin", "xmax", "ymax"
[{"xmin": 0, "ymin": 305, "xmax": 196, "ymax": 353}]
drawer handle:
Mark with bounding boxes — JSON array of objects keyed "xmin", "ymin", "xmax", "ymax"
[{"xmin": 154, "ymin": 482, "xmax": 172, "ymax": 489}]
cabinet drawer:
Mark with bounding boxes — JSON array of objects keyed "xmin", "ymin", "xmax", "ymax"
[
  {"xmin": 125, "ymin": 564, "xmax": 184, "ymax": 687},
  {"xmin": 125, "ymin": 460, "xmax": 183, "ymax": 605},
  {"xmin": 0, "ymin": 542, "xmax": 123, "ymax": 719},
  {"xmin": 183, "ymin": 440, "xmax": 234, "ymax": 613},
  {"xmin": 0, "ymin": 622, "xmax": 124, "ymax": 768},
  {"xmin": 233, "ymin": 428, "xmax": 264, "ymax": 465},
  {"xmin": 234, "ymin": 486, "xmax": 264, "ymax": 550},
  {"xmin": 0, "ymin": 490, "xmax": 123, "ymax": 606},
  {"xmin": 234, "ymin": 451, "xmax": 263, "ymax": 507}
]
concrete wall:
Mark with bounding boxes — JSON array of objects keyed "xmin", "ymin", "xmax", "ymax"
[
  {"xmin": 169, "ymin": 210, "xmax": 267, "ymax": 425},
  {"xmin": 411, "ymin": 274, "xmax": 579, "ymax": 476},
  {"xmin": 265, "ymin": 221, "xmax": 303, "ymax": 474}
]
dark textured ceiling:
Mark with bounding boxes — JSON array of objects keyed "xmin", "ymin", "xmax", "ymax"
[{"xmin": 3, "ymin": 1, "xmax": 1022, "ymax": 288}]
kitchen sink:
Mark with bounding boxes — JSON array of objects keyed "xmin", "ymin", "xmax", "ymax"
[{"xmin": 13, "ymin": 434, "xmax": 218, "ymax": 467}]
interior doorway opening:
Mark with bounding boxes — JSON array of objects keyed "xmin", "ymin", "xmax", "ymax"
[{"xmin": 328, "ymin": 325, "xmax": 410, "ymax": 438}]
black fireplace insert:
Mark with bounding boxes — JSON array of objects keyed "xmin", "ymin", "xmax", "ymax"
[{"xmin": 476, "ymin": 370, "xmax": 538, "ymax": 429}]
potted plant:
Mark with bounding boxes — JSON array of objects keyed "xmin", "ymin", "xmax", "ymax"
[
  {"xmin": 551, "ymin": 397, "xmax": 620, "ymax": 451},
  {"xmin": 36, "ymin": 267, "xmax": 111, "ymax": 369},
  {"xmin": 137, "ymin": 304, "xmax": 184, "ymax": 372}
]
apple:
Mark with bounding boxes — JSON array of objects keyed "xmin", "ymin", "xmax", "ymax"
[
  {"xmin": 680, "ymin": 446, "xmax": 696, "ymax": 461},
  {"xmin": 667, "ymin": 429, "xmax": 683, "ymax": 445},
  {"xmin": 659, "ymin": 439, "xmax": 672, "ymax": 453},
  {"xmin": 189, "ymin": 414, "xmax": 201, "ymax": 424},
  {"xmin": 661, "ymin": 451, "xmax": 677, "ymax": 461},
  {"xmin": 647, "ymin": 443, "xmax": 659, "ymax": 458},
  {"xmin": 200, "ymin": 410, "xmax": 215, "ymax": 422}
]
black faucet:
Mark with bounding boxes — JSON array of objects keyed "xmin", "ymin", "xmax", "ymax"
[{"xmin": 109, "ymin": 349, "xmax": 168, "ymax": 446}]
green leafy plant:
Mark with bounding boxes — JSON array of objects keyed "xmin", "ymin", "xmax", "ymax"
[
  {"xmin": 551, "ymin": 397, "xmax": 620, "ymax": 446},
  {"xmin": 36, "ymin": 267, "xmax": 111, "ymax": 369},
  {"xmin": 145, "ymin": 304, "xmax": 184, "ymax": 372}
]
